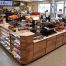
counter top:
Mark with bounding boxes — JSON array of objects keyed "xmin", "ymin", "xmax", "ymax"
[
  {"xmin": 0, "ymin": 23, "xmax": 34, "ymax": 37},
  {"xmin": 0, "ymin": 23, "xmax": 66, "ymax": 43},
  {"xmin": 33, "ymin": 30, "xmax": 66, "ymax": 43},
  {"xmin": 10, "ymin": 30, "xmax": 34, "ymax": 37}
]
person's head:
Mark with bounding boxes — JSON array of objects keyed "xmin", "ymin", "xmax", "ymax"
[
  {"xmin": 59, "ymin": 9, "xmax": 62, "ymax": 11},
  {"xmin": 46, "ymin": 10, "xmax": 48, "ymax": 12}
]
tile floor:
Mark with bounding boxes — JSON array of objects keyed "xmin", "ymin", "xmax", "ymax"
[{"xmin": 0, "ymin": 45, "xmax": 66, "ymax": 66}]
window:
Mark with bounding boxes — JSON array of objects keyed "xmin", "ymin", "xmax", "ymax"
[
  {"xmin": 56, "ymin": 1, "xmax": 64, "ymax": 13},
  {"xmin": 56, "ymin": 1, "xmax": 64, "ymax": 18},
  {"xmin": 38, "ymin": 3, "xmax": 50, "ymax": 13}
]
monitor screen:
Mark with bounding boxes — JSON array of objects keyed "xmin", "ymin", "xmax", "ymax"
[{"xmin": 0, "ymin": 0, "xmax": 12, "ymax": 6}]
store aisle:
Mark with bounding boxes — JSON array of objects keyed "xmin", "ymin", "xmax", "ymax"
[
  {"xmin": 0, "ymin": 45, "xmax": 66, "ymax": 66},
  {"xmin": 0, "ymin": 46, "xmax": 21, "ymax": 66}
]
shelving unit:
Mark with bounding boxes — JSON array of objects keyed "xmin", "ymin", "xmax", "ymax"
[
  {"xmin": 0, "ymin": 25, "xmax": 35, "ymax": 64},
  {"xmin": 17, "ymin": 20, "xmax": 32, "ymax": 30},
  {"xmin": 10, "ymin": 34, "xmax": 21, "ymax": 61},
  {"xmin": 0, "ymin": 26, "xmax": 10, "ymax": 51},
  {"xmin": 0, "ymin": 25, "xmax": 66, "ymax": 64}
]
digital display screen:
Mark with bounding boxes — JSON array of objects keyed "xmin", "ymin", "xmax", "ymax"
[{"xmin": 0, "ymin": 0, "xmax": 12, "ymax": 6}]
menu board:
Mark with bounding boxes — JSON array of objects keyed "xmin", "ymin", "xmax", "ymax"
[{"xmin": 0, "ymin": 0, "xmax": 12, "ymax": 6}]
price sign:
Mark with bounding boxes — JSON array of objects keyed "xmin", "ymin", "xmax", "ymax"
[{"xmin": 0, "ymin": 0, "xmax": 12, "ymax": 6}]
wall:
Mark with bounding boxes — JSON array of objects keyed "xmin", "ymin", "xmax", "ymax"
[
  {"xmin": 27, "ymin": 1, "xmax": 49, "ymax": 12},
  {"xmin": 27, "ymin": 2, "xmax": 38, "ymax": 12}
]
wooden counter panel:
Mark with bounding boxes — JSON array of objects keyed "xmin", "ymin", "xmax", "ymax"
[
  {"xmin": 47, "ymin": 36, "xmax": 56, "ymax": 41},
  {"xmin": 20, "ymin": 50, "xmax": 33, "ymax": 64},
  {"xmin": 56, "ymin": 40, "xmax": 63, "ymax": 48},
  {"xmin": 56, "ymin": 33, "xmax": 63, "ymax": 38},
  {"xmin": 46, "ymin": 46, "xmax": 55, "ymax": 53},
  {"xmin": 63, "ymin": 32, "xmax": 66, "ymax": 44},
  {"xmin": 46, "ymin": 36, "xmax": 56, "ymax": 53},
  {"xmin": 64, "ymin": 32, "xmax": 66, "ymax": 36},
  {"xmin": 20, "ymin": 36, "xmax": 33, "ymax": 43},
  {"xmin": 47, "ymin": 40, "xmax": 56, "ymax": 47},
  {"xmin": 20, "ymin": 43, "xmax": 34, "ymax": 64},
  {"xmin": 34, "ymin": 40, "xmax": 46, "ymax": 48},
  {"xmin": 33, "ymin": 40, "xmax": 46, "ymax": 60},
  {"xmin": 56, "ymin": 33, "xmax": 64, "ymax": 48},
  {"xmin": 33, "ymin": 48, "xmax": 45, "ymax": 60}
]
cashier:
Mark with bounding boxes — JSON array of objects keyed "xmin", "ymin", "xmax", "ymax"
[{"xmin": 45, "ymin": 10, "xmax": 50, "ymax": 22}]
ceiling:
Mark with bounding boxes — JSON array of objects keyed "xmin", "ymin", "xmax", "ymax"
[{"xmin": 13, "ymin": 0, "xmax": 66, "ymax": 2}]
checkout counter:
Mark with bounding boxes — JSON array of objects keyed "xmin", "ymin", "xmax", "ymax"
[{"xmin": 0, "ymin": 21, "xmax": 66, "ymax": 64}]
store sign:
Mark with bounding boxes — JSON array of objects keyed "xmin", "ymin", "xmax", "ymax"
[{"xmin": 0, "ymin": 0, "xmax": 12, "ymax": 6}]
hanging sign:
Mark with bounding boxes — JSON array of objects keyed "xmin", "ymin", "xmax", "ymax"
[{"xmin": 0, "ymin": 0, "xmax": 12, "ymax": 6}]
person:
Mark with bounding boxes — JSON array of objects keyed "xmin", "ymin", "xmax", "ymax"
[
  {"xmin": 4, "ymin": 9, "xmax": 10, "ymax": 22},
  {"xmin": 57, "ymin": 9, "xmax": 63, "ymax": 21},
  {"xmin": 45, "ymin": 10, "xmax": 50, "ymax": 22}
]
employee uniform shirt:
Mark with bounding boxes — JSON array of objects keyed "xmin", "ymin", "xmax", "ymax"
[{"xmin": 45, "ymin": 12, "xmax": 50, "ymax": 17}]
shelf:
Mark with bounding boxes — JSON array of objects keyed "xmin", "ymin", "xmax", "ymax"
[
  {"xmin": 0, "ymin": 41, "xmax": 5, "ymax": 45},
  {"xmin": 14, "ymin": 40, "xmax": 20, "ymax": 45},
  {"xmin": 12, "ymin": 49, "xmax": 21, "ymax": 60},
  {"xmin": 14, "ymin": 44, "xmax": 20, "ymax": 47},
  {"xmin": 1, "ymin": 31, "xmax": 9, "ymax": 36},
  {"xmin": 0, "ymin": 28, "xmax": 9, "ymax": 34},
  {"xmin": 10, "ymin": 34, "xmax": 20, "ymax": 46},
  {"xmin": 1, "ymin": 33, "xmax": 9, "ymax": 37},
  {"xmin": 0, "ymin": 37, "xmax": 10, "ymax": 46},
  {"xmin": 0, "ymin": 36, "xmax": 10, "ymax": 42},
  {"xmin": 0, "ymin": 26, "xmax": 9, "ymax": 31},
  {"xmin": 10, "ymin": 39, "xmax": 20, "ymax": 45},
  {"xmin": 0, "ymin": 35, "xmax": 10, "ymax": 42},
  {"xmin": 0, "ymin": 41, "xmax": 10, "ymax": 50},
  {"xmin": 10, "ymin": 34, "xmax": 20, "ymax": 40},
  {"xmin": 1, "ymin": 40, "xmax": 10, "ymax": 46},
  {"xmin": 13, "ymin": 45, "xmax": 20, "ymax": 50}
]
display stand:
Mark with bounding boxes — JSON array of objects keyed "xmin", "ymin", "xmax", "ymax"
[{"xmin": 0, "ymin": 25, "xmax": 66, "ymax": 64}]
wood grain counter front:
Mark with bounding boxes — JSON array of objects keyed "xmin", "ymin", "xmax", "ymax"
[
  {"xmin": 56, "ymin": 33, "xmax": 64, "ymax": 48},
  {"xmin": 46, "ymin": 36, "xmax": 56, "ymax": 53},
  {"xmin": 0, "ymin": 24, "xmax": 66, "ymax": 64},
  {"xmin": 33, "ymin": 40, "xmax": 46, "ymax": 60},
  {"xmin": 63, "ymin": 32, "xmax": 66, "ymax": 44},
  {"xmin": 20, "ymin": 30, "xmax": 66, "ymax": 64}
]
